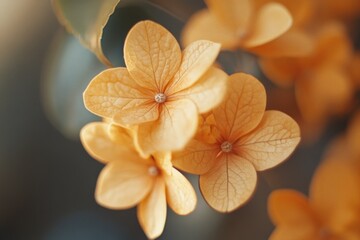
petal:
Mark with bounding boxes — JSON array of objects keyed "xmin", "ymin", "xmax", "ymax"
[
  {"xmin": 113, "ymin": 102, "xmax": 159, "ymax": 126},
  {"xmin": 249, "ymin": 29, "xmax": 314, "ymax": 58},
  {"xmin": 136, "ymin": 99, "xmax": 198, "ymax": 155},
  {"xmin": 172, "ymin": 67, "xmax": 228, "ymax": 113},
  {"xmin": 80, "ymin": 122, "xmax": 138, "ymax": 164},
  {"xmin": 259, "ymin": 57, "xmax": 298, "ymax": 87},
  {"xmin": 172, "ymin": 139, "xmax": 219, "ymax": 175},
  {"xmin": 124, "ymin": 20, "xmax": 181, "ymax": 92},
  {"xmin": 137, "ymin": 177, "xmax": 167, "ymax": 239},
  {"xmin": 199, "ymin": 154, "xmax": 257, "ymax": 212},
  {"xmin": 182, "ymin": 10, "xmax": 239, "ymax": 50},
  {"xmin": 213, "ymin": 73, "xmax": 266, "ymax": 141},
  {"xmin": 243, "ymin": 3, "xmax": 292, "ymax": 48},
  {"xmin": 205, "ymin": 0, "xmax": 253, "ymax": 31},
  {"xmin": 234, "ymin": 110, "xmax": 301, "ymax": 171},
  {"xmin": 167, "ymin": 40, "xmax": 221, "ymax": 93},
  {"xmin": 95, "ymin": 159, "xmax": 154, "ymax": 209},
  {"xmin": 268, "ymin": 190, "xmax": 319, "ymax": 240},
  {"xmin": 164, "ymin": 168, "xmax": 197, "ymax": 215},
  {"xmin": 83, "ymin": 67, "xmax": 151, "ymax": 119},
  {"xmin": 309, "ymin": 158, "xmax": 360, "ymax": 233}
]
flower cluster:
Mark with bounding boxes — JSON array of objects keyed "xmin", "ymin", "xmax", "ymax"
[
  {"xmin": 80, "ymin": 20, "xmax": 300, "ymax": 238},
  {"xmin": 50, "ymin": 0, "xmax": 360, "ymax": 239}
]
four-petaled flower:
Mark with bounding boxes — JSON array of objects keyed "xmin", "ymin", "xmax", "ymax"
[
  {"xmin": 80, "ymin": 122, "xmax": 197, "ymax": 239},
  {"xmin": 83, "ymin": 20, "xmax": 228, "ymax": 156},
  {"xmin": 173, "ymin": 73, "xmax": 301, "ymax": 212}
]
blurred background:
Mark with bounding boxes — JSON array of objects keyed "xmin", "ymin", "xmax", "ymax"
[{"xmin": 0, "ymin": 0, "xmax": 359, "ymax": 239}]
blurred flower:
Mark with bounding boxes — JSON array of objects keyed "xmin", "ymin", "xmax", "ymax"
[
  {"xmin": 182, "ymin": 0, "xmax": 294, "ymax": 54},
  {"xmin": 318, "ymin": 0, "xmax": 360, "ymax": 22},
  {"xmin": 260, "ymin": 22, "xmax": 354, "ymax": 129},
  {"xmin": 80, "ymin": 122, "xmax": 197, "ymax": 239},
  {"xmin": 268, "ymin": 157, "xmax": 360, "ymax": 240},
  {"xmin": 83, "ymin": 20, "xmax": 227, "ymax": 156},
  {"xmin": 173, "ymin": 73, "xmax": 300, "ymax": 212}
]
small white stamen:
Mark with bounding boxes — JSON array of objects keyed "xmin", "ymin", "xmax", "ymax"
[
  {"xmin": 154, "ymin": 93, "xmax": 166, "ymax": 103},
  {"xmin": 221, "ymin": 141, "xmax": 232, "ymax": 153},
  {"xmin": 148, "ymin": 166, "xmax": 159, "ymax": 176}
]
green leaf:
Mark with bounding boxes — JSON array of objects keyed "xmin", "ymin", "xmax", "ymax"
[{"xmin": 52, "ymin": 0, "xmax": 121, "ymax": 66}]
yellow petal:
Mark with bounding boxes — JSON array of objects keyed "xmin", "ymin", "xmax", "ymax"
[
  {"xmin": 80, "ymin": 122, "xmax": 138, "ymax": 164},
  {"xmin": 137, "ymin": 177, "xmax": 167, "ymax": 239},
  {"xmin": 172, "ymin": 139, "xmax": 219, "ymax": 175},
  {"xmin": 259, "ymin": 57, "xmax": 298, "ymax": 87},
  {"xmin": 172, "ymin": 67, "xmax": 228, "ymax": 113},
  {"xmin": 167, "ymin": 40, "xmax": 221, "ymax": 93},
  {"xmin": 164, "ymin": 168, "xmax": 197, "ymax": 215},
  {"xmin": 213, "ymin": 73, "xmax": 266, "ymax": 141},
  {"xmin": 136, "ymin": 99, "xmax": 198, "ymax": 155},
  {"xmin": 234, "ymin": 111, "xmax": 301, "ymax": 171},
  {"xmin": 205, "ymin": 0, "xmax": 253, "ymax": 31},
  {"xmin": 268, "ymin": 190, "xmax": 319, "ymax": 240},
  {"xmin": 83, "ymin": 67, "xmax": 151, "ymax": 119},
  {"xmin": 95, "ymin": 159, "xmax": 154, "ymax": 209},
  {"xmin": 153, "ymin": 151, "xmax": 173, "ymax": 176},
  {"xmin": 113, "ymin": 102, "xmax": 159, "ymax": 126},
  {"xmin": 249, "ymin": 29, "xmax": 314, "ymax": 58},
  {"xmin": 199, "ymin": 154, "xmax": 257, "ymax": 212},
  {"xmin": 124, "ymin": 20, "xmax": 181, "ymax": 92},
  {"xmin": 309, "ymin": 158, "xmax": 360, "ymax": 233},
  {"xmin": 181, "ymin": 10, "xmax": 239, "ymax": 50},
  {"xmin": 243, "ymin": 3, "xmax": 292, "ymax": 48}
]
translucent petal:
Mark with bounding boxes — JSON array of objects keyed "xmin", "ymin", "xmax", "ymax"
[
  {"xmin": 199, "ymin": 154, "xmax": 257, "ymax": 212},
  {"xmin": 164, "ymin": 168, "xmax": 197, "ymax": 215},
  {"xmin": 243, "ymin": 3, "xmax": 292, "ymax": 47},
  {"xmin": 182, "ymin": 10, "xmax": 239, "ymax": 50},
  {"xmin": 124, "ymin": 20, "xmax": 181, "ymax": 92},
  {"xmin": 137, "ymin": 177, "xmax": 167, "ymax": 239},
  {"xmin": 136, "ymin": 99, "xmax": 198, "ymax": 155},
  {"xmin": 95, "ymin": 159, "xmax": 154, "ymax": 209},
  {"xmin": 213, "ymin": 73, "xmax": 266, "ymax": 141},
  {"xmin": 167, "ymin": 40, "xmax": 221, "ymax": 93},
  {"xmin": 83, "ymin": 67, "xmax": 151, "ymax": 119},
  {"xmin": 172, "ymin": 67, "xmax": 228, "ymax": 113},
  {"xmin": 80, "ymin": 122, "xmax": 138, "ymax": 164},
  {"xmin": 172, "ymin": 139, "xmax": 219, "ymax": 175},
  {"xmin": 234, "ymin": 111, "xmax": 300, "ymax": 171}
]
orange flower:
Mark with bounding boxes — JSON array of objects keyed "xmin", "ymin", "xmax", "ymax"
[
  {"xmin": 268, "ymin": 158, "xmax": 360, "ymax": 240},
  {"xmin": 80, "ymin": 122, "xmax": 197, "ymax": 239},
  {"xmin": 83, "ymin": 20, "xmax": 228, "ymax": 156},
  {"xmin": 260, "ymin": 22, "xmax": 354, "ymax": 127},
  {"xmin": 172, "ymin": 73, "xmax": 300, "ymax": 212},
  {"xmin": 182, "ymin": 0, "xmax": 314, "ymax": 58}
]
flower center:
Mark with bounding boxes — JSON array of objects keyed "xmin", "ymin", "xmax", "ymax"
[
  {"xmin": 148, "ymin": 166, "xmax": 159, "ymax": 176},
  {"xmin": 154, "ymin": 93, "xmax": 166, "ymax": 103},
  {"xmin": 221, "ymin": 141, "xmax": 232, "ymax": 153}
]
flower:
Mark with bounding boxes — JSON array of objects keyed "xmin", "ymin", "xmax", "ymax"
[
  {"xmin": 268, "ymin": 157, "xmax": 360, "ymax": 240},
  {"xmin": 182, "ymin": 0, "xmax": 313, "ymax": 58},
  {"xmin": 80, "ymin": 122, "xmax": 197, "ymax": 239},
  {"xmin": 260, "ymin": 22, "xmax": 354, "ymax": 128},
  {"xmin": 172, "ymin": 73, "xmax": 300, "ymax": 212},
  {"xmin": 83, "ymin": 20, "xmax": 228, "ymax": 156}
]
